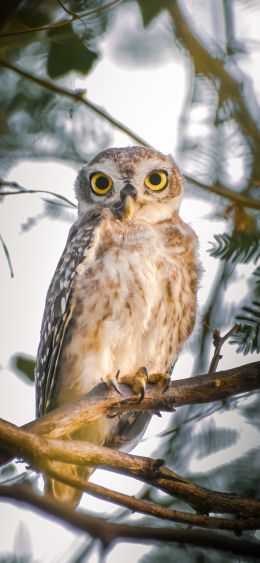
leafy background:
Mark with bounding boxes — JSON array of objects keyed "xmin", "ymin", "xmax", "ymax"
[{"xmin": 0, "ymin": 1, "xmax": 259, "ymax": 561}]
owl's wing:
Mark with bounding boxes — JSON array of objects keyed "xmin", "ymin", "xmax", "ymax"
[{"xmin": 35, "ymin": 210, "xmax": 101, "ymax": 417}]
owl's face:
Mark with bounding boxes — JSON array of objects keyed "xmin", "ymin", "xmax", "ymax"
[{"xmin": 75, "ymin": 147, "xmax": 183, "ymax": 222}]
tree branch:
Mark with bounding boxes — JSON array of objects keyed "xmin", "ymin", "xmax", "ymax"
[
  {"xmin": 1, "ymin": 59, "xmax": 259, "ymax": 211},
  {"xmin": 169, "ymin": 2, "xmax": 260, "ymax": 147},
  {"xmin": 1, "ymin": 416, "xmax": 259, "ymax": 520},
  {"xmin": 1, "ymin": 484, "xmax": 260, "ymax": 558},
  {"xmin": 0, "ymin": 233, "xmax": 14, "ymax": 278},
  {"xmin": 208, "ymin": 325, "xmax": 241, "ymax": 373},
  {"xmin": 0, "ymin": 0, "xmax": 122, "ymax": 38},
  {"xmin": 0, "ymin": 362, "xmax": 260, "ymax": 521},
  {"xmin": 20, "ymin": 362, "xmax": 260, "ymax": 440},
  {"xmin": 0, "ymin": 58, "xmax": 148, "ymax": 147},
  {"xmin": 42, "ymin": 461, "xmax": 260, "ymax": 532},
  {"xmin": 0, "ymin": 179, "xmax": 77, "ymax": 208},
  {"xmin": 0, "ymin": 418, "xmax": 163, "ymax": 479},
  {"xmin": 185, "ymin": 175, "xmax": 260, "ymax": 211}
]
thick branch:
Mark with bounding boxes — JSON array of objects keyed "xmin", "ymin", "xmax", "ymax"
[
  {"xmin": 1, "ymin": 484, "xmax": 259, "ymax": 558},
  {"xmin": 0, "ymin": 363, "xmax": 260, "ymax": 517},
  {"xmin": 43, "ymin": 462, "xmax": 260, "ymax": 532},
  {"xmin": 21, "ymin": 362, "xmax": 260, "ymax": 439},
  {"xmin": 1, "ymin": 400, "xmax": 260, "ymax": 521},
  {"xmin": 0, "ymin": 363, "xmax": 259, "ymax": 486},
  {"xmin": 0, "ymin": 418, "xmax": 162, "ymax": 479}
]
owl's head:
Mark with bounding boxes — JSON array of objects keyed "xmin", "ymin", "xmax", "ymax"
[{"xmin": 75, "ymin": 146, "xmax": 183, "ymax": 222}]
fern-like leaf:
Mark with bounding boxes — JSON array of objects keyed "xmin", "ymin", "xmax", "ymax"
[
  {"xmin": 231, "ymin": 266, "xmax": 260, "ymax": 354},
  {"xmin": 209, "ymin": 231, "xmax": 260, "ymax": 263}
]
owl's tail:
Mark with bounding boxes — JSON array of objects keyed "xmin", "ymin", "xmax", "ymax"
[{"xmin": 45, "ymin": 462, "xmax": 93, "ymax": 507}]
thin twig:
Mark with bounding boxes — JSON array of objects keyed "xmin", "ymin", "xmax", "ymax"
[
  {"xmin": 56, "ymin": 0, "xmax": 80, "ymax": 18},
  {"xmin": 185, "ymin": 175, "xmax": 260, "ymax": 211},
  {"xmin": 0, "ymin": 58, "xmax": 148, "ymax": 147},
  {"xmin": 0, "ymin": 233, "xmax": 14, "ymax": 278},
  {"xmin": 208, "ymin": 324, "xmax": 241, "ymax": 373},
  {"xmin": 0, "ymin": 180, "xmax": 77, "ymax": 208},
  {"xmin": 0, "ymin": 484, "xmax": 259, "ymax": 558},
  {"xmin": 0, "ymin": 0, "xmax": 122, "ymax": 38}
]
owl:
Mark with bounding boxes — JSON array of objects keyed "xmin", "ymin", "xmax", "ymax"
[{"xmin": 35, "ymin": 146, "xmax": 199, "ymax": 506}]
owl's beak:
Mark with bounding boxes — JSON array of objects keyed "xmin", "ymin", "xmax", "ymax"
[{"xmin": 119, "ymin": 184, "xmax": 139, "ymax": 220}]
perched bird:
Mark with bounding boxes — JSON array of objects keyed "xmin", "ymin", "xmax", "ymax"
[{"xmin": 35, "ymin": 146, "xmax": 199, "ymax": 505}]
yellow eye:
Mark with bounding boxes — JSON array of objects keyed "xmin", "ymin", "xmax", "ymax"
[
  {"xmin": 90, "ymin": 172, "xmax": 113, "ymax": 195},
  {"xmin": 145, "ymin": 170, "xmax": 168, "ymax": 192}
]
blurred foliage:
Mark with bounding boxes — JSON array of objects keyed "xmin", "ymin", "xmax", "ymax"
[
  {"xmin": 136, "ymin": 0, "xmax": 173, "ymax": 26},
  {"xmin": 209, "ymin": 231, "xmax": 260, "ymax": 264},
  {"xmin": 47, "ymin": 24, "xmax": 98, "ymax": 79},
  {"xmin": 0, "ymin": 1, "xmax": 259, "ymax": 562},
  {"xmin": 141, "ymin": 545, "xmax": 235, "ymax": 563},
  {"xmin": 209, "ymin": 233, "xmax": 260, "ymax": 354},
  {"xmin": 10, "ymin": 353, "xmax": 36, "ymax": 384},
  {"xmin": 0, "ymin": 0, "xmax": 112, "ymax": 173},
  {"xmin": 231, "ymin": 265, "xmax": 260, "ymax": 354}
]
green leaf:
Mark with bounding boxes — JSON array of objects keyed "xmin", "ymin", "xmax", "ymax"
[
  {"xmin": 136, "ymin": 0, "xmax": 172, "ymax": 26},
  {"xmin": 11, "ymin": 353, "xmax": 36, "ymax": 384},
  {"xmin": 47, "ymin": 24, "xmax": 98, "ymax": 79}
]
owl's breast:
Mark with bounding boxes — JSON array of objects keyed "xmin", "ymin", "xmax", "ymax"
[
  {"xmin": 76, "ymin": 217, "xmax": 196, "ymax": 357},
  {"xmin": 57, "ymin": 215, "xmax": 198, "ymax": 405}
]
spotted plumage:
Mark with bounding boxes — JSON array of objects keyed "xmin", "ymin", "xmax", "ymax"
[{"xmin": 35, "ymin": 146, "xmax": 199, "ymax": 505}]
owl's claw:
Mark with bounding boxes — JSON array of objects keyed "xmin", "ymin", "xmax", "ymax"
[
  {"xmin": 148, "ymin": 372, "xmax": 171, "ymax": 392},
  {"xmin": 102, "ymin": 371, "xmax": 124, "ymax": 396}
]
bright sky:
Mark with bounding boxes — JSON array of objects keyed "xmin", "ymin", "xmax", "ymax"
[{"xmin": 0, "ymin": 1, "xmax": 259, "ymax": 561}]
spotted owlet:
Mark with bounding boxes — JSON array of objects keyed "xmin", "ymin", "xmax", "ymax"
[{"xmin": 36, "ymin": 146, "xmax": 199, "ymax": 505}]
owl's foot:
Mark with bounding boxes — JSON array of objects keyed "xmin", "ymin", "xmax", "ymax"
[
  {"xmin": 148, "ymin": 371, "xmax": 171, "ymax": 392},
  {"xmin": 106, "ymin": 368, "xmax": 171, "ymax": 411},
  {"xmin": 117, "ymin": 366, "xmax": 148, "ymax": 404}
]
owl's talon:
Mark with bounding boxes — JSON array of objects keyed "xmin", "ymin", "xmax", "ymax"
[
  {"xmin": 139, "ymin": 386, "xmax": 145, "ymax": 402},
  {"xmin": 102, "ymin": 373, "xmax": 124, "ymax": 396},
  {"xmin": 163, "ymin": 377, "xmax": 171, "ymax": 392}
]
